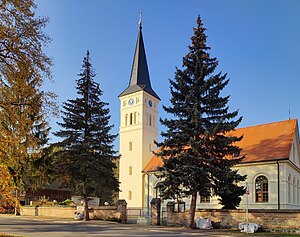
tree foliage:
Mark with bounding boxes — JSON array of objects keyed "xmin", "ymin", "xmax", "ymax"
[
  {"xmin": 0, "ymin": 0, "xmax": 52, "ymax": 81},
  {"xmin": 0, "ymin": 0, "xmax": 54, "ymax": 211},
  {"xmin": 156, "ymin": 16, "xmax": 246, "ymax": 228},
  {"xmin": 54, "ymin": 51, "xmax": 119, "ymax": 221}
]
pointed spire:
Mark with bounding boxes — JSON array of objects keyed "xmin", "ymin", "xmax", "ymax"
[
  {"xmin": 119, "ymin": 15, "xmax": 160, "ymax": 100},
  {"xmin": 139, "ymin": 11, "xmax": 142, "ymax": 29}
]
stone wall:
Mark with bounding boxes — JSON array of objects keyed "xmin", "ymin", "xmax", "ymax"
[
  {"xmin": 166, "ymin": 207, "xmax": 300, "ymax": 230},
  {"xmin": 21, "ymin": 206, "xmax": 76, "ymax": 218},
  {"xmin": 20, "ymin": 199, "xmax": 127, "ymax": 223}
]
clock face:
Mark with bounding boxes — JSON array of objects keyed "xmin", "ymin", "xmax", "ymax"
[
  {"xmin": 128, "ymin": 98, "xmax": 134, "ymax": 106},
  {"xmin": 148, "ymin": 100, "xmax": 153, "ymax": 107}
]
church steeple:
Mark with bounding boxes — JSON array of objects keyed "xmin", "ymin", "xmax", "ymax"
[{"xmin": 119, "ymin": 19, "xmax": 160, "ymax": 100}]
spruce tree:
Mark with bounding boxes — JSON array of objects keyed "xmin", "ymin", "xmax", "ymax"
[
  {"xmin": 156, "ymin": 16, "xmax": 246, "ymax": 228},
  {"xmin": 54, "ymin": 51, "xmax": 119, "ymax": 221}
]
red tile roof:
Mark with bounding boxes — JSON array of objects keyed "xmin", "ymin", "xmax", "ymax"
[{"xmin": 143, "ymin": 119, "xmax": 297, "ymax": 172}]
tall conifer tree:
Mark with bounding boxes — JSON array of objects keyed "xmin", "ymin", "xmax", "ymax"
[
  {"xmin": 54, "ymin": 51, "xmax": 119, "ymax": 221},
  {"xmin": 156, "ymin": 16, "xmax": 246, "ymax": 228}
]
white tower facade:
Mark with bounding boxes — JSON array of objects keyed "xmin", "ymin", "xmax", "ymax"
[{"xmin": 119, "ymin": 22, "xmax": 160, "ymax": 208}]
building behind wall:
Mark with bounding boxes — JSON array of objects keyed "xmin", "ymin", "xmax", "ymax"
[{"xmin": 143, "ymin": 119, "xmax": 300, "ymax": 211}]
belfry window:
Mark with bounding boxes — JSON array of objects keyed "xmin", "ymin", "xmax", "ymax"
[
  {"xmin": 125, "ymin": 114, "xmax": 128, "ymax": 126},
  {"xmin": 149, "ymin": 114, "xmax": 152, "ymax": 126},
  {"xmin": 134, "ymin": 112, "xmax": 137, "ymax": 124},
  {"xmin": 129, "ymin": 166, "xmax": 132, "ymax": 175},
  {"xmin": 130, "ymin": 113, "xmax": 133, "ymax": 125},
  {"xmin": 255, "ymin": 175, "xmax": 268, "ymax": 202}
]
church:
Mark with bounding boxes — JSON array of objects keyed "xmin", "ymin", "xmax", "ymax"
[{"xmin": 118, "ymin": 21, "xmax": 300, "ymax": 213}]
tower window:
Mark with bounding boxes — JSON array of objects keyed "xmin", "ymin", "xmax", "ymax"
[
  {"xmin": 134, "ymin": 112, "xmax": 137, "ymax": 124},
  {"xmin": 125, "ymin": 114, "xmax": 128, "ymax": 126},
  {"xmin": 129, "ymin": 166, "xmax": 132, "ymax": 175},
  {"xmin": 149, "ymin": 143, "xmax": 151, "ymax": 151},
  {"xmin": 136, "ymin": 97, "xmax": 140, "ymax": 103},
  {"xmin": 255, "ymin": 175, "xmax": 268, "ymax": 202},
  {"xmin": 130, "ymin": 113, "xmax": 133, "ymax": 125},
  {"xmin": 149, "ymin": 114, "xmax": 152, "ymax": 126},
  {"xmin": 128, "ymin": 191, "xmax": 132, "ymax": 200},
  {"xmin": 129, "ymin": 142, "xmax": 132, "ymax": 151},
  {"xmin": 123, "ymin": 101, "xmax": 126, "ymax": 107}
]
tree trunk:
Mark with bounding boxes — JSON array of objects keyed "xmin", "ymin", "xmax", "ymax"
[
  {"xmin": 188, "ymin": 191, "xmax": 197, "ymax": 229},
  {"xmin": 83, "ymin": 197, "xmax": 90, "ymax": 221},
  {"xmin": 14, "ymin": 189, "xmax": 19, "ymax": 216}
]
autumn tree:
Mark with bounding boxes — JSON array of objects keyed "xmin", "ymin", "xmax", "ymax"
[
  {"xmin": 0, "ymin": 0, "xmax": 54, "ymax": 212},
  {"xmin": 54, "ymin": 51, "xmax": 119, "ymax": 221},
  {"xmin": 0, "ymin": 0, "xmax": 51, "ymax": 80},
  {"xmin": 156, "ymin": 16, "xmax": 246, "ymax": 228}
]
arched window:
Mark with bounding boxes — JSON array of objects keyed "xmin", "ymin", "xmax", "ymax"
[
  {"xmin": 134, "ymin": 112, "xmax": 137, "ymax": 124},
  {"xmin": 129, "ymin": 166, "xmax": 132, "ymax": 175},
  {"xmin": 130, "ymin": 113, "xmax": 133, "ymax": 125},
  {"xmin": 255, "ymin": 175, "xmax": 268, "ymax": 202},
  {"xmin": 146, "ymin": 113, "xmax": 148, "ymax": 125},
  {"xmin": 128, "ymin": 191, "xmax": 132, "ymax": 200},
  {"xmin": 288, "ymin": 174, "xmax": 291, "ymax": 203},
  {"xmin": 149, "ymin": 114, "xmax": 152, "ymax": 126},
  {"xmin": 129, "ymin": 142, "xmax": 132, "ymax": 151},
  {"xmin": 125, "ymin": 114, "xmax": 128, "ymax": 126}
]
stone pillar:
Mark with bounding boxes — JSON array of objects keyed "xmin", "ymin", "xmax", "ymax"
[
  {"xmin": 150, "ymin": 198, "xmax": 161, "ymax": 225},
  {"xmin": 166, "ymin": 201, "xmax": 174, "ymax": 225},
  {"xmin": 116, "ymin": 199, "xmax": 127, "ymax": 224}
]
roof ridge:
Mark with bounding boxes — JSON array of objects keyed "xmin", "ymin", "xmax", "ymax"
[{"xmin": 236, "ymin": 118, "xmax": 297, "ymax": 131}]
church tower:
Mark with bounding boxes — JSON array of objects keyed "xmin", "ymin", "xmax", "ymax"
[{"xmin": 119, "ymin": 18, "xmax": 160, "ymax": 208}]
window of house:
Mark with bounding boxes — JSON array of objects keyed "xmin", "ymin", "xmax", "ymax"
[
  {"xmin": 129, "ymin": 166, "xmax": 132, "ymax": 175},
  {"xmin": 255, "ymin": 175, "xmax": 268, "ymax": 202},
  {"xmin": 128, "ymin": 191, "xmax": 132, "ymax": 200},
  {"xmin": 129, "ymin": 142, "xmax": 132, "ymax": 151},
  {"xmin": 200, "ymin": 196, "xmax": 211, "ymax": 203}
]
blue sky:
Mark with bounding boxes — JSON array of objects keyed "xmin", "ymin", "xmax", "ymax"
[{"xmin": 35, "ymin": 0, "xmax": 300, "ymax": 145}]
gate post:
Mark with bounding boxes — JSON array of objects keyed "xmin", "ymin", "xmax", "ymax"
[
  {"xmin": 116, "ymin": 199, "xmax": 127, "ymax": 224},
  {"xmin": 150, "ymin": 198, "xmax": 161, "ymax": 225}
]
